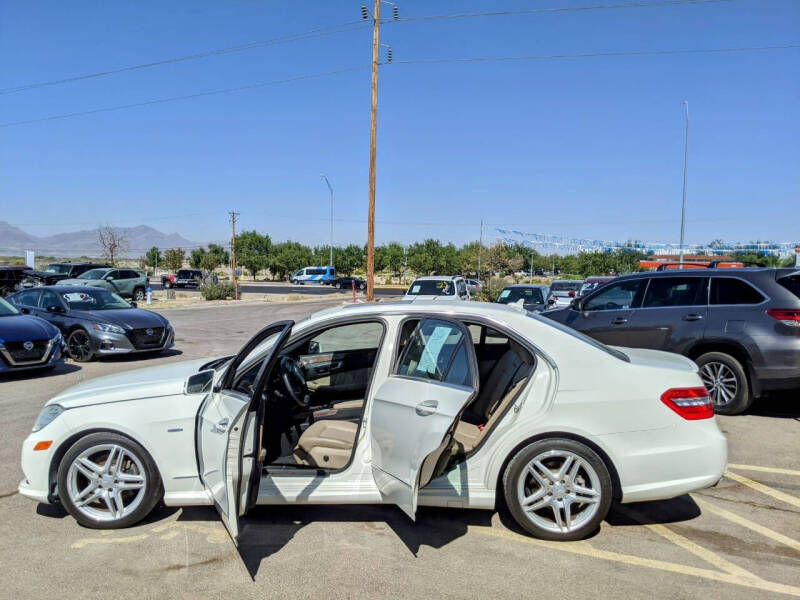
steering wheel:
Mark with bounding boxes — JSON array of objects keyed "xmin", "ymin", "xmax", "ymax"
[{"xmin": 279, "ymin": 356, "xmax": 308, "ymax": 408}]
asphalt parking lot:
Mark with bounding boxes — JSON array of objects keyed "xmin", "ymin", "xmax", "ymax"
[{"xmin": 1, "ymin": 299, "xmax": 798, "ymax": 599}]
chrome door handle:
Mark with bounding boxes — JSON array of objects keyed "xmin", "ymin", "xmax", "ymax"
[
  {"xmin": 611, "ymin": 318, "xmax": 628, "ymax": 325},
  {"xmin": 682, "ymin": 314, "xmax": 703, "ymax": 322},
  {"xmin": 415, "ymin": 400, "xmax": 438, "ymax": 416},
  {"xmin": 211, "ymin": 418, "xmax": 229, "ymax": 433}
]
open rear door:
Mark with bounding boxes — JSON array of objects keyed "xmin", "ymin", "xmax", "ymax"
[
  {"xmin": 196, "ymin": 321, "xmax": 293, "ymax": 543},
  {"xmin": 369, "ymin": 318, "xmax": 478, "ymax": 519}
]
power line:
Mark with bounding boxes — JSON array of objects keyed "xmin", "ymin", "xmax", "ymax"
[
  {"xmin": 387, "ymin": 43, "xmax": 800, "ymax": 67},
  {"xmin": 0, "ymin": 0, "xmax": 732, "ymax": 96},
  {"xmin": 0, "ymin": 65, "xmax": 368, "ymax": 128},
  {"xmin": 391, "ymin": 0, "xmax": 732, "ymax": 23},
  {"xmin": 0, "ymin": 21, "xmax": 368, "ymax": 95}
]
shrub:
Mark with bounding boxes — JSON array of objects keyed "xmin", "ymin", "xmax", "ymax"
[
  {"xmin": 200, "ymin": 280, "xmax": 236, "ymax": 301},
  {"xmin": 474, "ymin": 277, "xmax": 508, "ymax": 303}
]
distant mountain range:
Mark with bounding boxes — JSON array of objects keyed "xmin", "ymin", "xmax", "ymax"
[{"xmin": 0, "ymin": 222, "xmax": 198, "ymax": 258}]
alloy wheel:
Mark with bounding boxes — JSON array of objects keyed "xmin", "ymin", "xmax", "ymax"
[
  {"xmin": 66, "ymin": 444, "xmax": 147, "ymax": 522},
  {"xmin": 67, "ymin": 330, "xmax": 92, "ymax": 361},
  {"xmin": 700, "ymin": 362, "xmax": 738, "ymax": 406},
  {"xmin": 133, "ymin": 289, "xmax": 145, "ymax": 301},
  {"xmin": 517, "ymin": 449, "xmax": 602, "ymax": 534}
]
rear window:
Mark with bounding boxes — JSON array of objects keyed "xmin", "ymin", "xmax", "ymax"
[
  {"xmin": 710, "ymin": 278, "xmax": 765, "ymax": 305},
  {"xmin": 778, "ymin": 275, "xmax": 800, "ymax": 299},
  {"xmin": 550, "ymin": 281, "xmax": 582, "ymax": 292}
]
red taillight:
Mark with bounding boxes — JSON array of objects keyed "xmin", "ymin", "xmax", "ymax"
[
  {"xmin": 569, "ymin": 291, "xmax": 576, "ymax": 297},
  {"xmin": 767, "ymin": 309, "xmax": 800, "ymax": 327},
  {"xmin": 661, "ymin": 387, "xmax": 714, "ymax": 420}
]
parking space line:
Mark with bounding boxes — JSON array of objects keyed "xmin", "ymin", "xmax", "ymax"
[
  {"xmin": 469, "ymin": 526, "xmax": 800, "ymax": 597},
  {"xmin": 728, "ymin": 464, "xmax": 800, "ymax": 477},
  {"xmin": 725, "ymin": 471, "xmax": 800, "ymax": 509},
  {"xmin": 71, "ymin": 534, "xmax": 150, "ymax": 549},
  {"xmin": 616, "ymin": 505, "xmax": 756, "ymax": 579},
  {"xmin": 693, "ymin": 496, "xmax": 800, "ymax": 553}
]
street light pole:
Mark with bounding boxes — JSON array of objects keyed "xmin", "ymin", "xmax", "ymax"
[
  {"xmin": 321, "ymin": 174, "xmax": 334, "ymax": 268},
  {"xmin": 679, "ymin": 101, "xmax": 689, "ymax": 268}
]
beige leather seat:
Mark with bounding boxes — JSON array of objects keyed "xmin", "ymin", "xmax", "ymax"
[
  {"xmin": 454, "ymin": 345, "xmax": 530, "ymax": 454},
  {"xmin": 293, "ymin": 420, "xmax": 358, "ymax": 469}
]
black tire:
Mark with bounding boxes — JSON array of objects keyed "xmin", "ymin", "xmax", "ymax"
[
  {"xmin": 57, "ymin": 432, "xmax": 163, "ymax": 529},
  {"xmin": 66, "ymin": 329, "xmax": 94, "ymax": 362},
  {"xmin": 503, "ymin": 438, "xmax": 612, "ymax": 541},
  {"xmin": 696, "ymin": 351, "xmax": 752, "ymax": 415},
  {"xmin": 132, "ymin": 287, "xmax": 145, "ymax": 302}
]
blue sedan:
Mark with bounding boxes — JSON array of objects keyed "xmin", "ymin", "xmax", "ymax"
[{"xmin": 0, "ymin": 296, "xmax": 64, "ymax": 374}]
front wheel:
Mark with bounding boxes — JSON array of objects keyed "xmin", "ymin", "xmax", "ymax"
[
  {"xmin": 66, "ymin": 329, "xmax": 94, "ymax": 362},
  {"xmin": 57, "ymin": 432, "xmax": 163, "ymax": 529},
  {"xmin": 132, "ymin": 287, "xmax": 145, "ymax": 301},
  {"xmin": 503, "ymin": 438, "xmax": 612, "ymax": 541},
  {"xmin": 696, "ymin": 351, "xmax": 751, "ymax": 415}
]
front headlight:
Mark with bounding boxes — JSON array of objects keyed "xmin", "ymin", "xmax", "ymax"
[
  {"xmin": 52, "ymin": 331, "xmax": 63, "ymax": 344},
  {"xmin": 92, "ymin": 322, "xmax": 125, "ymax": 335},
  {"xmin": 32, "ymin": 404, "xmax": 64, "ymax": 432}
]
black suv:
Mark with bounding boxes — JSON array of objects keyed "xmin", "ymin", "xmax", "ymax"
[
  {"xmin": 544, "ymin": 268, "xmax": 800, "ymax": 414},
  {"xmin": 41, "ymin": 262, "xmax": 110, "ymax": 284},
  {"xmin": 0, "ymin": 266, "xmax": 44, "ymax": 297}
]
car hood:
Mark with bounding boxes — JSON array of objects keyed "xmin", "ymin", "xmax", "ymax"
[
  {"xmin": 0, "ymin": 314, "xmax": 58, "ymax": 342},
  {"xmin": 610, "ymin": 346, "xmax": 697, "ymax": 373},
  {"xmin": 48, "ymin": 358, "xmax": 212, "ymax": 409},
  {"xmin": 57, "ymin": 279, "xmax": 101, "ymax": 286},
  {"xmin": 69, "ymin": 308, "xmax": 167, "ymax": 328}
]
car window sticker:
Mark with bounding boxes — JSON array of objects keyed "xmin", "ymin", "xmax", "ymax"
[
  {"xmin": 411, "ymin": 285, "xmax": 421, "ymax": 294},
  {"xmin": 417, "ymin": 325, "xmax": 452, "ymax": 375},
  {"xmin": 499, "ymin": 290, "xmax": 511, "ymax": 298}
]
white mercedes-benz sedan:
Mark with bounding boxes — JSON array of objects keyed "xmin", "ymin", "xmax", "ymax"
[{"xmin": 19, "ymin": 301, "xmax": 727, "ymax": 542}]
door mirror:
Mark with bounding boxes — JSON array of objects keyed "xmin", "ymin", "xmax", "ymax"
[
  {"xmin": 129, "ymin": 301, "xmax": 137, "ymax": 308},
  {"xmin": 185, "ymin": 369, "xmax": 215, "ymax": 394},
  {"xmin": 307, "ymin": 340, "xmax": 320, "ymax": 354},
  {"xmin": 46, "ymin": 305, "xmax": 65, "ymax": 314},
  {"xmin": 547, "ymin": 297, "xmax": 556, "ymax": 306},
  {"xmin": 105, "ymin": 276, "xmax": 114, "ymax": 281},
  {"xmin": 570, "ymin": 298, "xmax": 583, "ymax": 311}
]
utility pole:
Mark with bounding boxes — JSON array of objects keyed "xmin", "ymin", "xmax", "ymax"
[
  {"xmin": 320, "ymin": 174, "xmax": 334, "ymax": 268},
  {"xmin": 365, "ymin": 0, "xmax": 381, "ymax": 301},
  {"xmin": 229, "ymin": 211, "xmax": 240, "ymax": 300},
  {"xmin": 679, "ymin": 101, "xmax": 689, "ymax": 268},
  {"xmin": 477, "ymin": 219, "xmax": 483, "ymax": 279}
]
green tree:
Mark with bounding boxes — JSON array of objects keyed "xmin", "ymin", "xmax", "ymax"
[
  {"xmin": 207, "ymin": 243, "xmax": 230, "ymax": 266},
  {"xmin": 189, "ymin": 247, "xmax": 206, "ymax": 269},
  {"xmin": 269, "ymin": 241, "xmax": 313, "ymax": 280},
  {"xmin": 200, "ymin": 252, "xmax": 221, "ymax": 273},
  {"xmin": 163, "ymin": 248, "xmax": 185, "ymax": 272},
  {"xmin": 143, "ymin": 247, "xmax": 161, "ymax": 272},
  {"xmin": 376, "ymin": 242, "xmax": 406, "ymax": 282},
  {"xmin": 337, "ymin": 244, "xmax": 365, "ymax": 275},
  {"xmin": 236, "ymin": 230, "xmax": 272, "ymax": 280}
]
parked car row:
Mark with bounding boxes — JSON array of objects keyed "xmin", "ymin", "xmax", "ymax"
[
  {"xmin": 161, "ymin": 269, "xmax": 217, "ymax": 289},
  {"xmin": 0, "ymin": 285, "xmax": 174, "ymax": 373}
]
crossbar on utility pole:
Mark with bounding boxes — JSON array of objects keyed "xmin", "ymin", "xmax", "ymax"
[
  {"xmin": 229, "ymin": 211, "xmax": 240, "ymax": 300},
  {"xmin": 365, "ymin": 0, "xmax": 381, "ymax": 302}
]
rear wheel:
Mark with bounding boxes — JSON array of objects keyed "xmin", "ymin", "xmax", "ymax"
[
  {"xmin": 57, "ymin": 432, "xmax": 162, "ymax": 529},
  {"xmin": 66, "ymin": 329, "xmax": 94, "ymax": 362},
  {"xmin": 132, "ymin": 287, "xmax": 145, "ymax": 301},
  {"xmin": 696, "ymin": 351, "xmax": 751, "ymax": 415},
  {"xmin": 503, "ymin": 438, "xmax": 612, "ymax": 541}
]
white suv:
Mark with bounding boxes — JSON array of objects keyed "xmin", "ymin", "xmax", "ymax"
[{"xmin": 405, "ymin": 276, "xmax": 470, "ymax": 301}]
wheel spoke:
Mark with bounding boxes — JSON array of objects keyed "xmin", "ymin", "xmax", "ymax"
[
  {"xmin": 563, "ymin": 498, "xmax": 574, "ymax": 530},
  {"xmin": 78, "ymin": 456, "xmax": 103, "ymax": 476},
  {"xmin": 574, "ymin": 485, "xmax": 600, "ymax": 504},
  {"xmin": 76, "ymin": 487, "xmax": 103, "ymax": 507},
  {"xmin": 567, "ymin": 458, "xmax": 582, "ymax": 485},
  {"xmin": 532, "ymin": 460, "xmax": 554, "ymax": 484},
  {"xmin": 110, "ymin": 489, "xmax": 125, "ymax": 517},
  {"xmin": 551, "ymin": 502, "xmax": 565, "ymax": 531},
  {"xmin": 116, "ymin": 474, "xmax": 144, "ymax": 490},
  {"xmin": 74, "ymin": 482, "xmax": 97, "ymax": 503},
  {"xmin": 104, "ymin": 446, "xmax": 120, "ymax": 473},
  {"xmin": 556, "ymin": 456, "xmax": 574, "ymax": 481}
]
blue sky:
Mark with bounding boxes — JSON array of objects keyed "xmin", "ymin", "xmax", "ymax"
[{"xmin": 1, "ymin": 0, "xmax": 798, "ymax": 251}]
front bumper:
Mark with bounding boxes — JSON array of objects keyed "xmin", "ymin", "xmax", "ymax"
[
  {"xmin": 19, "ymin": 412, "xmax": 74, "ymax": 504},
  {"xmin": 0, "ymin": 339, "xmax": 65, "ymax": 373},
  {"xmin": 92, "ymin": 326, "xmax": 174, "ymax": 356}
]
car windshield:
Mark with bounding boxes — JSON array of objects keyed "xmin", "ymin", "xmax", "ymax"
[
  {"xmin": 178, "ymin": 270, "xmax": 199, "ymax": 278},
  {"xmin": 407, "ymin": 280, "xmax": 455, "ymax": 296},
  {"xmin": 60, "ymin": 289, "xmax": 131, "ymax": 310},
  {"xmin": 0, "ymin": 297, "xmax": 20, "ymax": 316},
  {"xmin": 77, "ymin": 269, "xmax": 109, "ymax": 280},
  {"xmin": 45, "ymin": 264, "xmax": 72, "ymax": 274},
  {"xmin": 497, "ymin": 287, "xmax": 544, "ymax": 305},
  {"xmin": 550, "ymin": 281, "xmax": 583, "ymax": 293}
]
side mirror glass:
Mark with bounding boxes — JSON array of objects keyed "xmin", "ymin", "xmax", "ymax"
[
  {"xmin": 46, "ymin": 305, "xmax": 64, "ymax": 314},
  {"xmin": 185, "ymin": 370, "xmax": 215, "ymax": 394},
  {"xmin": 105, "ymin": 276, "xmax": 114, "ymax": 281},
  {"xmin": 307, "ymin": 340, "xmax": 320, "ymax": 354},
  {"xmin": 547, "ymin": 298, "xmax": 556, "ymax": 305},
  {"xmin": 570, "ymin": 298, "xmax": 583, "ymax": 311},
  {"xmin": 129, "ymin": 301, "xmax": 137, "ymax": 308}
]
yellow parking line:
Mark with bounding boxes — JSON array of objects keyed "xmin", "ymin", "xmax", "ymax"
[
  {"xmin": 470, "ymin": 526, "xmax": 800, "ymax": 597},
  {"xmin": 71, "ymin": 534, "xmax": 150, "ymax": 549},
  {"xmin": 725, "ymin": 471, "xmax": 800, "ymax": 509},
  {"xmin": 694, "ymin": 496, "xmax": 800, "ymax": 553},
  {"xmin": 728, "ymin": 464, "xmax": 800, "ymax": 477}
]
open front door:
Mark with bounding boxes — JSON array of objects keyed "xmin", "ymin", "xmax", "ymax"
[
  {"xmin": 370, "ymin": 318, "xmax": 478, "ymax": 519},
  {"xmin": 196, "ymin": 320, "xmax": 293, "ymax": 543}
]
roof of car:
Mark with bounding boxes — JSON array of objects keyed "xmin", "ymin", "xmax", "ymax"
[
  {"xmin": 504, "ymin": 284, "xmax": 549, "ymax": 289},
  {"xmin": 14, "ymin": 285, "xmax": 118, "ymax": 293},
  {"xmin": 412, "ymin": 275, "xmax": 463, "ymax": 281},
  {"xmin": 619, "ymin": 268, "xmax": 786, "ymax": 279},
  {"xmin": 584, "ymin": 276, "xmax": 615, "ymax": 282}
]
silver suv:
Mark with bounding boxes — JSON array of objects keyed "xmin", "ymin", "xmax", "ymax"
[
  {"xmin": 405, "ymin": 276, "xmax": 471, "ymax": 302},
  {"xmin": 544, "ymin": 268, "xmax": 800, "ymax": 414}
]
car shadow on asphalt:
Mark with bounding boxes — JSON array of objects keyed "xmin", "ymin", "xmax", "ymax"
[
  {"xmin": 176, "ymin": 503, "xmax": 495, "ymax": 580},
  {"xmin": 0, "ymin": 362, "xmax": 82, "ymax": 381},
  {"xmin": 605, "ymin": 494, "xmax": 701, "ymax": 526},
  {"xmin": 745, "ymin": 392, "xmax": 800, "ymax": 420},
  {"xmin": 96, "ymin": 348, "xmax": 184, "ymax": 363}
]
